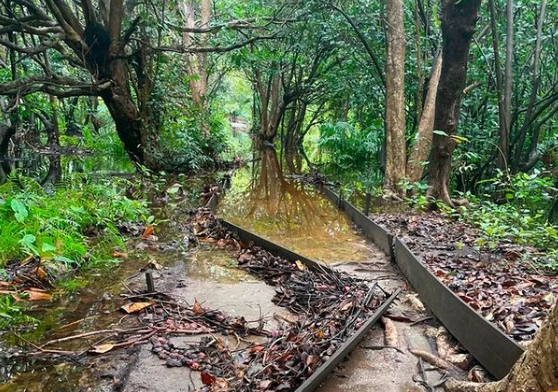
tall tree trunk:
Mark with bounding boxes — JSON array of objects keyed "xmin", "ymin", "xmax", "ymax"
[
  {"xmin": 180, "ymin": 0, "xmax": 210, "ymax": 111},
  {"xmin": 427, "ymin": 0, "xmax": 482, "ymax": 206},
  {"xmin": 488, "ymin": 0, "xmax": 506, "ymax": 171},
  {"xmin": 384, "ymin": 0, "xmax": 406, "ymax": 193},
  {"xmin": 407, "ymin": 52, "xmax": 443, "ymax": 184},
  {"xmin": 445, "ymin": 300, "xmax": 558, "ymax": 392},
  {"xmin": 498, "ymin": 0, "xmax": 513, "ymax": 171},
  {"xmin": 414, "ymin": 0, "xmax": 424, "ymax": 122}
]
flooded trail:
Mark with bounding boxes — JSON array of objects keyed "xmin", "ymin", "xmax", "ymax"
[
  {"xmin": 217, "ymin": 151, "xmax": 454, "ymax": 392},
  {"xmin": 2, "ymin": 152, "xmax": 464, "ymax": 392}
]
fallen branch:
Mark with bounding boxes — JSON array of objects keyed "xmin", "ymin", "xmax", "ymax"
[{"xmin": 409, "ymin": 349, "xmax": 454, "ymax": 370}]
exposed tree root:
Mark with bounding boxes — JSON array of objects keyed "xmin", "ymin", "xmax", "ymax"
[{"xmin": 445, "ymin": 301, "xmax": 558, "ymax": 392}]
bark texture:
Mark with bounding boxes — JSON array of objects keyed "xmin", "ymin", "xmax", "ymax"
[
  {"xmin": 445, "ymin": 300, "xmax": 558, "ymax": 392},
  {"xmin": 427, "ymin": 0, "xmax": 481, "ymax": 206},
  {"xmin": 407, "ymin": 52, "xmax": 443, "ymax": 183},
  {"xmin": 383, "ymin": 0, "xmax": 406, "ymax": 193},
  {"xmin": 498, "ymin": 0, "xmax": 513, "ymax": 170}
]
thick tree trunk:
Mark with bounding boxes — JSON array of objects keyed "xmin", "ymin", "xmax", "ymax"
[
  {"xmin": 407, "ymin": 52, "xmax": 443, "ymax": 184},
  {"xmin": 384, "ymin": 0, "xmax": 407, "ymax": 193},
  {"xmin": 83, "ymin": 18, "xmax": 148, "ymax": 167},
  {"xmin": 100, "ymin": 82, "xmax": 145, "ymax": 165},
  {"xmin": 181, "ymin": 0, "xmax": 210, "ymax": 109},
  {"xmin": 427, "ymin": 0, "xmax": 482, "ymax": 206},
  {"xmin": 445, "ymin": 300, "xmax": 558, "ymax": 392}
]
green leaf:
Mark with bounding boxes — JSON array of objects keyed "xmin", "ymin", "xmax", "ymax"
[
  {"xmin": 433, "ymin": 130, "xmax": 449, "ymax": 137},
  {"xmin": 10, "ymin": 199, "xmax": 28, "ymax": 223},
  {"xmin": 41, "ymin": 243, "xmax": 56, "ymax": 253},
  {"xmin": 20, "ymin": 234, "xmax": 36, "ymax": 247},
  {"xmin": 54, "ymin": 256, "xmax": 78, "ymax": 266}
]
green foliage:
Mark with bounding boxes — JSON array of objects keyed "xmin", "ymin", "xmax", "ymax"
[
  {"xmin": 0, "ymin": 295, "xmax": 38, "ymax": 328},
  {"xmin": 314, "ymin": 121, "xmax": 383, "ymax": 191},
  {"xmin": 0, "ymin": 174, "xmax": 149, "ymax": 269}
]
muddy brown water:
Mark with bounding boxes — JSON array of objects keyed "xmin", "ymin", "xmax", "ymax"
[{"xmin": 1, "ymin": 160, "xmax": 453, "ymax": 391}]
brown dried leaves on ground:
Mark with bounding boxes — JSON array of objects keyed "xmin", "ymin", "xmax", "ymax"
[{"xmin": 374, "ymin": 212, "xmax": 557, "ymax": 341}]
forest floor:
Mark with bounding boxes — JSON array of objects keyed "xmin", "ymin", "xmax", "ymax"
[
  {"xmin": 373, "ymin": 211, "xmax": 557, "ymax": 343},
  {"xmin": 0, "ymin": 171, "xmax": 502, "ymax": 392}
]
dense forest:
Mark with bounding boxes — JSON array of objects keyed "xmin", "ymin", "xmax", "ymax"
[{"xmin": 0, "ymin": 0, "xmax": 557, "ymax": 391}]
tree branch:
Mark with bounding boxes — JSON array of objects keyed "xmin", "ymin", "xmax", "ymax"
[
  {"xmin": 0, "ymin": 77, "xmax": 110, "ymax": 97},
  {"xmin": 153, "ymin": 34, "xmax": 279, "ymax": 54}
]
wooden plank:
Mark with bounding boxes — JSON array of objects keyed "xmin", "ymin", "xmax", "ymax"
[
  {"xmin": 294, "ymin": 289, "xmax": 401, "ymax": 392},
  {"xmin": 321, "ymin": 187, "xmax": 393, "ymax": 259},
  {"xmin": 393, "ymin": 239, "xmax": 523, "ymax": 379}
]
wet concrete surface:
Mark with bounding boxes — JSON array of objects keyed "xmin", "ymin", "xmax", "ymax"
[
  {"xmin": 123, "ymin": 253, "xmax": 292, "ymax": 392},
  {"xmin": 320, "ymin": 242, "xmax": 450, "ymax": 392}
]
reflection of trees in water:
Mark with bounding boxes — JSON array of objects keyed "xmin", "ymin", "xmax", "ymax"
[{"xmin": 247, "ymin": 148, "xmax": 319, "ymax": 228}]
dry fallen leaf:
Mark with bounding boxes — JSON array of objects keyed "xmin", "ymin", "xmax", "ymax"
[
  {"xmin": 295, "ymin": 260, "xmax": 306, "ymax": 271},
  {"xmin": 120, "ymin": 302, "xmax": 152, "ymax": 314},
  {"xmin": 90, "ymin": 343, "xmax": 115, "ymax": 354},
  {"xmin": 201, "ymin": 372, "xmax": 215, "ymax": 386},
  {"xmin": 112, "ymin": 251, "xmax": 129, "ymax": 259},
  {"xmin": 192, "ymin": 299, "xmax": 205, "ymax": 315},
  {"xmin": 142, "ymin": 225, "xmax": 154, "ymax": 239},
  {"xmin": 35, "ymin": 266, "xmax": 48, "ymax": 279},
  {"xmin": 404, "ymin": 294, "xmax": 426, "ymax": 312},
  {"xmin": 146, "ymin": 260, "xmax": 163, "ymax": 270},
  {"xmin": 381, "ymin": 316, "xmax": 399, "ymax": 347},
  {"xmin": 25, "ymin": 290, "xmax": 52, "ymax": 301},
  {"xmin": 409, "ymin": 349, "xmax": 453, "ymax": 370}
]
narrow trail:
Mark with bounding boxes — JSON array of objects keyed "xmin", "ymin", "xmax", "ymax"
[{"xmin": 1, "ymin": 163, "xmax": 469, "ymax": 392}]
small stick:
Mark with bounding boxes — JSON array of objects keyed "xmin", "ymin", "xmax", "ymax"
[
  {"xmin": 359, "ymin": 345, "xmax": 404, "ymax": 354},
  {"xmin": 410, "ymin": 316, "xmax": 434, "ymax": 326},
  {"xmin": 146, "ymin": 271, "xmax": 155, "ymax": 292},
  {"xmin": 15, "ymin": 334, "xmax": 78, "ymax": 356},
  {"xmin": 40, "ymin": 327, "xmax": 145, "ymax": 348}
]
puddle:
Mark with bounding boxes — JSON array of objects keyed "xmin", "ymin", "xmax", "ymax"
[
  {"xmin": 218, "ymin": 149, "xmax": 375, "ymax": 264},
  {"xmin": 185, "ymin": 244, "xmax": 253, "ymax": 283}
]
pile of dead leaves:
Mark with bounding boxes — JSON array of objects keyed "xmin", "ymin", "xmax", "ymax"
[{"xmin": 375, "ymin": 212, "xmax": 557, "ymax": 341}]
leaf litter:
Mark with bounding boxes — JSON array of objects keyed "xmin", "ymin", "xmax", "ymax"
[{"xmin": 374, "ymin": 211, "xmax": 557, "ymax": 341}]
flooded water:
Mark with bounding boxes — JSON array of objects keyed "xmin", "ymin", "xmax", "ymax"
[
  {"xmin": 0, "ymin": 174, "xmax": 228, "ymax": 392},
  {"xmin": 1, "ymin": 149, "xmax": 416, "ymax": 392},
  {"xmin": 218, "ymin": 149, "xmax": 374, "ymax": 263}
]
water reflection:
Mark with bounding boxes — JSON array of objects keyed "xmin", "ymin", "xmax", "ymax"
[{"xmin": 219, "ymin": 148, "xmax": 374, "ymax": 263}]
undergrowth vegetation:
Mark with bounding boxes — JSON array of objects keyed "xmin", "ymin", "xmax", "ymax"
[
  {"xmin": 0, "ymin": 174, "xmax": 150, "ymax": 326},
  {"xmin": 426, "ymin": 171, "xmax": 558, "ymax": 271}
]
